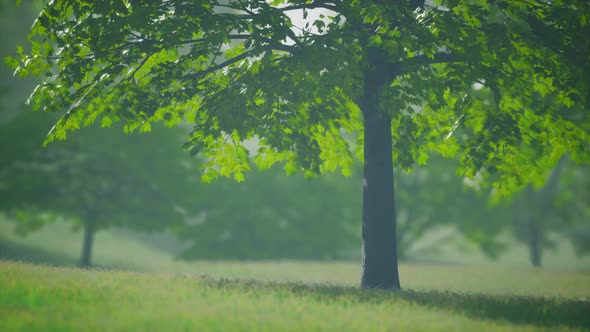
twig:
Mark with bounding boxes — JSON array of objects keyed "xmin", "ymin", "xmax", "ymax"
[{"xmin": 128, "ymin": 51, "xmax": 155, "ymax": 83}]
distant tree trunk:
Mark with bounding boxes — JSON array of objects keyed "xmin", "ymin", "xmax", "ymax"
[
  {"xmin": 528, "ymin": 220, "xmax": 542, "ymax": 267},
  {"xmin": 360, "ymin": 79, "xmax": 400, "ymax": 290},
  {"xmin": 521, "ymin": 156, "xmax": 567, "ymax": 267},
  {"xmin": 80, "ymin": 218, "xmax": 95, "ymax": 268}
]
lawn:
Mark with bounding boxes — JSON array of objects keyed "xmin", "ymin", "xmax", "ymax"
[
  {"xmin": 1, "ymin": 260, "xmax": 589, "ymax": 332},
  {"xmin": 1, "ymin": 217, "xmax": 590, "ymax": 330}
]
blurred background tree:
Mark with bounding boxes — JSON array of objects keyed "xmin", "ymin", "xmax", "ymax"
[
  {"xmin": 177, "ymin": 165, "xmax": 361, "ymax": 260},
  {"xmin": 0, "ymin": 109, "xmax": 203, "ymax": 267},
  {"xmin": 497, "ymin": 157, "xmax": 590, "ymax": 267}
]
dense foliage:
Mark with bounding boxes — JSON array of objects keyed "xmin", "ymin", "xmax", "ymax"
[{"xmin": 8, "ymin": 0, "xmax": 588, "ymax": 187}]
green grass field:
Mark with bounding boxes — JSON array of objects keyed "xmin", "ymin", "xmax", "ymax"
[
  {"xmin": 2, "ymin": 217, "xmax": 590, "ymax": 331},
  {"xmin": 1, "ymin": 260, "xmax": 589, "ymax": 331}
]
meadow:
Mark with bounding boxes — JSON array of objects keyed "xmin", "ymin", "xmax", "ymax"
[
  {"xmin": 1, "ymin": 218, "xmax": 590, "ymax": 331},
  {"xmin": 1, "ymin": 260, "xmax": 590, "ymax": 331}
]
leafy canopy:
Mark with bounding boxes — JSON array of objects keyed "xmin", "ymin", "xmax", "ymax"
[{"xmin": 7, "ymin": 0, "xmax": 590, "ymax": 194}]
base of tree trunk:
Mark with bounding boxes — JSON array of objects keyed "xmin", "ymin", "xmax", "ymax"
[
  {"xmin": 529, "ymin": 221, "xmax": 542, "ymax": 267},
  {"xmin": 80, "ymin": 218, "xmax": 95, "ymax": 268}
]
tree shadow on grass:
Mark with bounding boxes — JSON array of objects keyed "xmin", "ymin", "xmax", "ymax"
[
  {"xmin": 399, "ymin": 289, "xmax": 590, "ymax": 330},
  {"xmin": 0, "ymin": 237, "xmax": 77, "ymax": 267},
  {"xmin": 0, "ymin": 237, "xmax": 129, "ymax": 271},
  {"xmin": 194, "ymin": 276, "xmax": 590, "ymax": 330}
]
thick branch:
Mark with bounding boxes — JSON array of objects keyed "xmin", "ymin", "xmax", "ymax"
[
  {"xmin": 280, "ymin": 3, "xmax": 338, "ymax": 12},
  {"xmin": 270, "ymin": 43, "xmax": 296, "ymax": 53},
  {"xmin": 381, "ymin": 52, "xmax": 458, "ymax": 88},
  {"xmin": 216, "ymin": 1, "xmax": 338, "ymax": 18}
]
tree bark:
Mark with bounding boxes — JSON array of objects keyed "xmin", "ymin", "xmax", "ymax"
[
  {"xmin": 80, "ymin": 218, "xmax": 95, "ymax": 268},
  {"xmin": 360, "ymin": 88, "xmax": 400, "ymax": 290}
]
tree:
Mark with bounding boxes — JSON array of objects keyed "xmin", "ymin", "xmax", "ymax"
[
  {"xmin": 507, "ymin": 156, "xmax": 590, "ymax": 267},
  {"xmin": 8, "ymin": 0, "xmax": 590, "ymax": 289},
  {"xmin": 0, "ymin": 110, "xmax": 201, "ymax": 267},
  {"xmin": 178, "ymin": 165, "xmax": 360, "ymax": 260},
  {"xmin": 394, "ymin": 155, "xmax": 504, "ymax": 261},
  {"xmin": 555, "ymin": 164, "xmax": 590, "ymax": 258}
]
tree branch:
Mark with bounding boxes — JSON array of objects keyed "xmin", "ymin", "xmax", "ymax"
[
  {"xmin": 493, "ymin": 0, "xmax": 512, "ymax": 21},
  {"xmin": 397, "ymin": 52, "xmax": 457, "ymax": 69},
  {"xmin": 280, "ymin": 3, "xmax": 338, "ymax": 12},
  {"xmin": 215, "ymin": 1, "xmax": 338, "ymax": 18},
  {"xmin": 175, "ymin": 34, "xmax": 295, "ymax": 52},
  {"xmin": 380, "ymin": 52, "xmax": 458, "ymax": 88},
  {"xmin": 181, "ymin": 50, "xmax": 253, "ymax": 80},
  {"xmin": 212, "ymin": 3, "xmax": 257, "ymax": 16},
  {"xmin": 128, "ymin": 52, "xmax": 155, "ymax": 83}
]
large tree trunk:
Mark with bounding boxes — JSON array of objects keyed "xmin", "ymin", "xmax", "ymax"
[
  {"xmin": 80, "ymin": 218, "xmax": 95, "ymax": 268},
  {"xmin": 360, "ymin": 88, "xmax": 400, "ymax": 290}
]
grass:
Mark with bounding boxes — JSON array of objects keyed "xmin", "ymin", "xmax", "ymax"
[
  {"xmin": 1, "ymin": 260, "xmax": 589, "ymax": 332},
  {"xmin": 2, "ymin": 217, "xmax": 590, "ymax": 330},
  {"xmin": 2, "ymin": 219, "xmax": 590, "ymax": 298}
]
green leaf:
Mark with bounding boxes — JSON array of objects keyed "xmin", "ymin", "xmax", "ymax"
[
  {"xmin": 368, "ymin": 35, "xmax": 382, "ymax": 47},
  {"xmin": 101, "ymin": 116, "xmax": 112, "ymax": 128}
]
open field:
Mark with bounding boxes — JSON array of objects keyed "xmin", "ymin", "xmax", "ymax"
[
  {"xmin": 2, "ymin": 220, "xmax": 590, "ymax": 331},
  {"xmin": 2, "ymin": 217, "xmax": 590, "ymax": 330},
  {"xmin": 1, "ymin": 217, "xmax": 590, "ymax": 296},
  {"xmin": 1, "ymin": 260, "xmax": 590, "ymax": 332}
]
